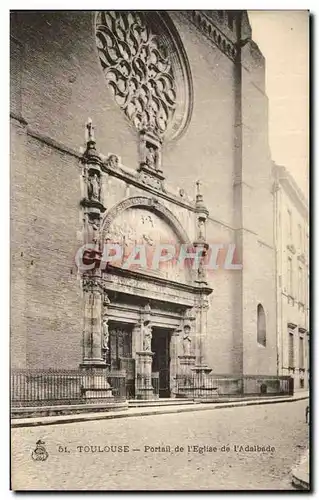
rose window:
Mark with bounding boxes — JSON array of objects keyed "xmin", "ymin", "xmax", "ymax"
[{"xmin": 95, "ymin": 11, "xmax": 192, "ymax": 141}]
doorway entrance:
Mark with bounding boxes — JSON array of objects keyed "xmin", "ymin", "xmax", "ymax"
[{"xmin": 151, "ymin": 328, "xmax": 171, "ymax": 398}]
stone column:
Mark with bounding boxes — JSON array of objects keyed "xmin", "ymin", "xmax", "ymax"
[
  {"xmin": 192, "ymin": 297, "xmax": 213, "ymax": 397},
  {"xmin": 78, "ymin": 119, "xmax": 113, "ymax": 400},
  {"xmin": 169, "ymin": 327, "xmax": 181, "ymax": 398},
  {"xmin": 101, "ymin": 293, "xmax": 111, "ymax": 366},
  {"xmin": 81, "ymin": 275, "xmax": 106, "ymax": 367},
  {"xmin": 190, "ymin": 181, "xmax": 214, "ymax": 396},
  {"xmin": 80, "ymin": 274, "xmax": 113, "ymax": 399},
  {"xmin": 177, "ymin": 309, "xmax": 196, "ymax": 398},
  {"xmin": 135, "ymin": 304, "xmax": 155, "ymax": 400}
]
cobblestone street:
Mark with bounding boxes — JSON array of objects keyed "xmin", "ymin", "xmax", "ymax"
[{"xmin": 11, "ymin": 400, "xmax": 309, "ymax": 491}]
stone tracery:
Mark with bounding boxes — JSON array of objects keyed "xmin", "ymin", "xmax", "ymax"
[
  {"xmin": 96, "ymin": 11, "xmax": 177, "ymax": 138},
  {"xmin": 96, "ymin": 11, "xmax": 193, "ymax": 143}
]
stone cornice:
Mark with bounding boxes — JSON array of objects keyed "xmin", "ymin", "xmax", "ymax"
[
  {"xmin": 185, "ymin": 11, "xmax": 238, "ymax": 62},
  {"xmin": 104, "ymin": 264, "xmax": 213, "ymax": 297},
  {"xmin": 273, "ymin": 163, "xmax": 309, "ymax": 219},
  {"xmin": 13, "ymin": 118, "xmax": 237, "ymax": 233},
  {"xmin": 101, "ymin": 156, "xmax": 196, "ymax": 213},
  {"xmin": 15, "ymin": 118, "xmax": 195, "ymax": 213}
]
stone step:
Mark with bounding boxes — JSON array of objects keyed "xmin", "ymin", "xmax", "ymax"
[
  {"xmin": 128, "ymin": 398, "xmax": 195, "ymax": 407},
  {"xmin": 11, "ymin": 401, "xmax": 128, "ymax": 418}
]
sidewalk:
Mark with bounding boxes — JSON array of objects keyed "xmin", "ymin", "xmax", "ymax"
[
  {"xmin": 292, "ymin": 449, "xmax": 310, "ymax": 490},
  {"xmin": 11, "ymin": 391, "xmax": 309, "ymax": 428}
]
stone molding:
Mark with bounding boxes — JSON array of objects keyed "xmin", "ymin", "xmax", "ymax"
[
  {"xmin": 103, "ymin": 264, "xmax": 213, "ymax": 297},
  {"xmin": 287, "ymin": 322, "xmax": 298, "ymax": 330},
  {"xmin": 100, "ymin": 195, "xmax": 192, "ymax": 244},
  {"xmin": 18, "ymin": 123, "xmax": 236, "ymax": 231},
  {"xmin": 186, "ymin": 11, "xmax": 238, "ymax": 62}
]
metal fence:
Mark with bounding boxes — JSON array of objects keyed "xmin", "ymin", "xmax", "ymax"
[
  {"xmin": 175, "ymin": 374, "xmax": 294, "ymax": 398},
  {"xmin": 151, "ymin": 372, "xmax": 159, "ymax": 397},
  {"xmin": 135, "ymin": 372, "xmax": 159, "ymax": 398},
  {"xmin": 11, "ymin": 369, "xmax": 126, "ymax": 407}
]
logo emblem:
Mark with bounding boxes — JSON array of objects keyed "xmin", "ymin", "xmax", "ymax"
[{"xmin": 31, "ymin": 439, "xmax": 49, "ymax": 461}]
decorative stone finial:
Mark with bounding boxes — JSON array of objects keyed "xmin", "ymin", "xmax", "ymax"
[
  {"xmin": 86, "ymin": 118, "xmax": 95, "ymax": 142},
  {"xmin": 194, "ymin": 181, "xmax": 209, "ymax": 284},
  {"xmin": 84, "ymin": 118, "xmax": 98, "ymax": 157},
  {"xmin": 195, "ymin": 179, "xmax": 209, "ymax": 215}
]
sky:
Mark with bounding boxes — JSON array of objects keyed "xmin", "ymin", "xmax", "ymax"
[{"xmin": 248, "ymin": 10, "xmax": 309, "ymax": 198}]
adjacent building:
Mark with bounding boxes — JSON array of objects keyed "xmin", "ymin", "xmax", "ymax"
[{"xmin": 273, "ymin": 163, "xmax": 309, "ymax": 390}]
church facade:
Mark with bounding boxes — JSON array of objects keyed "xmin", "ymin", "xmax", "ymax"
[{"xmin": 11, "ymin": 11, "xmax": 280, "ymax": 400}]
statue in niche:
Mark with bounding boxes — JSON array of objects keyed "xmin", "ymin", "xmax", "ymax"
[
  {"xmin": 92, "ymin": 215, "xmax": 100, "ymax": 234},
  {"xmin": 183, "ymin": 325, "xmax": 192, "ymax": 356},
  {"xmin": 144, "ymin": 303, "xmax": 151, "ymax": 314},
  {"xmin": 143, "ymin": 322, "xmax": 152, "ymax": 351},
  {"xmin": 102, "ymin": 317, "xmax": 109, "ymax": 351},
  {"xmin": 88, "ymin": 173, "xmax": 100, "ymax": 201},
  {"xmin": 145, "ymin": 147, "xmax": 157, "ymax": 170},
  {"xmin": 198, "ymin": 218, "xmax": 206, "ymax": 241},
  {"xmin": 148, "ymin": 106, "xmax": 157, "ymax": 131}
]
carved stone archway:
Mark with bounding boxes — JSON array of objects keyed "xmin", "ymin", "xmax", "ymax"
[{"xmin": 100, "ymin": 195, "xmax": 192, "ymax": 246}]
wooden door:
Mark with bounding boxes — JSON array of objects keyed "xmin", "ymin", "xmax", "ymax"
[{"xmin": 152, "ymin": 330, "xmax": 171, "ymax": 398}]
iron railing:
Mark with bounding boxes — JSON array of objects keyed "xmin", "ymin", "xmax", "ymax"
[
  {"xmin": 135, "ymin": 372, "xmax": 159, "ymax": 398},
  {"xmin": 11, "ymin": 369, "xmax": 126, "ymax": 407},
  {"xmin": 151, "ymin": 372, "xmax": 159, "ymax": 397},
  {"xmin": 175, "ymin": 374, "xmax": 294, "ymax": 398}
]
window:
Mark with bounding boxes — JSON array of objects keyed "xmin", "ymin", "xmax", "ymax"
[
  {"xmin": 299, "ymin": 336, "xmax": 304, "ymax": 369},
  {"xmin": 288, "ymin": 332, "xmax": 294, "ymax": 368},
  {"xmin": 287, "ymin": 257, "xmax": 293, "ymax": 296},
  {"xmin": 227, "ymin": 13, "xmax": 235, "ymax": 30},
  {"xmin": 257, "ymin": 304, "xmax": 266, "ymax": 347},
  {"xmin": 298, "ymin": 224, "xmax": 303, "ymax": 251},
  {"xmin": 287, "ymin": 209, "xmax": 292, "ymax": 240},
  {"xmin": 298, "ymin": 266, "xmax": 303, "ymax": 303}
]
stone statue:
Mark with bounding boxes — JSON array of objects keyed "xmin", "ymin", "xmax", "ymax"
[
  {"xmin": 89, "ymin": 215, "xmax": 100, "ymax": 244},
  {"xmin": 145, "ymin": 147, "xmax": 156, "ymax": 170},
  {"xmin": 198, "ymin": 218, "xmax": 206, "ymax": 240},
  {"xmin": 148, "ymin": 107, "xmax": 157, "ymax": 131},
  {"xmin": 143, "ymin": 323, "xmax": 152, "ymax": 351},
  {"xmin": 102, "ymin": 317, "xmax": 109, "ymax": 351},
  {"xmin": 183, "ymin": 325, "xmax": 192, "ymax": 356},
  {"xmin": 86, "ymin": 118, "xmax": 95, "ymax": 143},
  {"xmin": 88, "ymin": 173, "xmax": 100, "ymax": 201}
]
